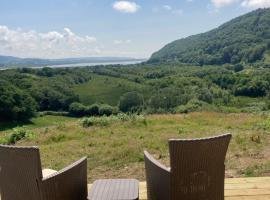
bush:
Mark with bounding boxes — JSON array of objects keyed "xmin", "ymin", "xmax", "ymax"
[
  {"xmin": 217, "ymin": 106, "xmax": 241, "ymax": 113},
  {"xmin": 80, "ymin": 114, "xmax": 146, "ymax": 128},
  {"xmin": 241, "ymin": 102, "xmax": 268, "ymax": 113},
  {"xmin": 80, "ymin": 118, "xmax": 94, "ymax": 127},
  {"xmin": 6, "ymin": 127, "xmax": 34, "ymax": 144},
  {"xmin": 175, "ymin": 99, "xmax": 205, "ymax": 114},
  {"xmin": 80, "ymin": 116, "xmax": 115, "ymax": 127},
  {"xmin": 119, "ymin": 91, "xmax": 144, "ymax": 113},
  {"xmin": 39, "ymin": 111, "xmax": 69, "ymax": 116},
  {"xmin": 99, "ymin": 104, "xmax": 117, "ymax": 116},
  {"xmin": 116, "ymin": 113, "xmax": 131, "ymax": 121},
  {"xmin": 233, "ymin": 64, "xmax": 244, "ymax": 72},
  {"xmin": 69, "ymin": 102, "xmax": 87, "ymax": 117},
  {"xmin": 86, "ymin": 104, "xmax": 100, "ymax": 116},
  {"xmin": 69, "ymin": 103, "xmax": 118, "ymax": 117}
]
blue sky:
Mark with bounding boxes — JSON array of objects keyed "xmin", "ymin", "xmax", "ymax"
[{"xmin": 0, "ymin": 0, "xmax": 268, "ymax": 59}]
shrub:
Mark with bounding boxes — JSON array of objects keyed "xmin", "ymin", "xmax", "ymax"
[
  {"xmin": 80, "ymin": 118, "xmax": 94, "ymax": 127},
  {"xmin": 119, "ymin": 91, "xmax": 144, "ymax": 113},
  {"xmin": 86, "ymin": 104, "xmax": 100, "ymax": 116},
  {"xmin": 175, "ymin": 99, "xmax": 205, "ymax": 114},
  {"xmin": 99, "ymin": 104, "xmax": 117, "ymax": 116},
  {"xmin": 80, "ymin": 114, "xmax": 146, "ymax": 128},
  {"xmin": 241, "ymin": 102, "xmax": 268, "ymax": 113},
  {"xmin": 116, "ymin": 113, "xmax": 130, "ymax": 121},
  {"xmin": 80, "ymin": 116, "xmax": 114, "ymax": 127},
  {"xmin": 39, "ymin": 111, "xmax": 69, "ymax": 116},
  {"xmin": 69, "ymin": 102, "xmax": 87, "ymax": 117},
  {"xmin": 7, "ymin": 127, "xmax": 34, "ymax": 144},
  {"xmin": 69, "ymin": 103, "xmax": 118, "ymax": 117},
  {"xmin": 218, "ymin": 106, "xmax": 241, "ymax": 113},
  {"xmin": 233, "ymin": 64, "xmax": 244, "ymax": 72}
]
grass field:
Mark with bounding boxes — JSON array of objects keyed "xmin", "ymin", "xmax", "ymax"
[
  {"xmin": 0, "ymin": 115, "xmax": 76, "ymax": 132},
  {"xmin": 0, "ymin": 112, "xmax": 270, "ymax": 182},
  {"xmin": 73, "ymin": 74, "xmax": 146, "ymax": 106}
]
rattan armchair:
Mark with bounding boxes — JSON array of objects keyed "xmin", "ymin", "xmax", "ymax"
[
  {"xmin": 0, "ymin": 145, "xmax": 88, "ymax": 200},
  {"xmin": 144, "ymin": 134, "xmax": 232, "ymax": 200}
]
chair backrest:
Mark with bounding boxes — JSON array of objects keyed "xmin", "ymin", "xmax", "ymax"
[
  {"xmin": 0, "ymin": 145, "xmax": 43, "ymax": 200},
  {"xmin": 169, "ymin": 134, "xmax": 231, "ymax": 200}
]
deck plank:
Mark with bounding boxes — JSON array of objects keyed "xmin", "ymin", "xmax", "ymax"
[{"xmin": 89, "ymin": 177, "xmax": 270, "ymax": 200}]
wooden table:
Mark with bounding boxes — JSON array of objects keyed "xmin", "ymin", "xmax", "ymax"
[{"xmin": 88, "ymin": 179, "xmax": 139, "ymax": 200}]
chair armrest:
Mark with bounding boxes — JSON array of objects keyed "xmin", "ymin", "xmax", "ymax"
[
  {"xmin": 144, "ymin": 151, "xmax": 170, "ymax": 200},
  {"xmin": 39, "ymin": 157, "xmax": 88, "ymax": 200}
]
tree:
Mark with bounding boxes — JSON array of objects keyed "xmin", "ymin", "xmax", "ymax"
[
  {"xmin": 0, "ymin": 80, "xmax": 36, "ymax": 121},
  {"xmin": 233, "ymin": 64, "xmax": 244, "ymax": 72},
  {"xmin": 267, "ymin": 41, "xmax": 270, "ymax": 49},
  {"xmin": 234, "ymin": 79, "xmax": 269, "ymax": 97},
  {"xmin": 119, "ymin": 92, "xmax": 144, "ymax": 113},
  {"xmin": 37, "ymin": 67, "xmax": 55, "ymax": 77},
  {"xmin": 31, "ymin": 82, "xmax": 78, "ymax": 111}
]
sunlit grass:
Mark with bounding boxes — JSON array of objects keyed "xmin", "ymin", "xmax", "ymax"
[
  {"xmin": 73, "ymin": 74, "xmax": 143, "ymax": 106},
  {"xmin": 1, "ymin": 112, "xmax": 269, "ymax": 182}
]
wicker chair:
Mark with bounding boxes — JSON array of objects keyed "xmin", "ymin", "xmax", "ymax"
[
  {"xmin": 0, "ymin": 145, "xmax": 88, "ymax": 200},
  {"xmin": 144, "ymin": 134, "xmax": 232, "ymax": 200}
]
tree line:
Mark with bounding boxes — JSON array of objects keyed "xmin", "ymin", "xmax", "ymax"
[{"xmin": 1, "ymin": 63, "xmax": 270, "ymax": 122}]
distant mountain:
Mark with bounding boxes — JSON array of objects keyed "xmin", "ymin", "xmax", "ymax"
[
  {"xmin": 0, "ymin": 56, "xmax": 144, "ymax": 68},
  {"xmin": 148, "ymin": 8, "xmax": 270, "ymax": 66}
]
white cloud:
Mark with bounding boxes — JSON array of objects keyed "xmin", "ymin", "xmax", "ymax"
[
  {"xmin": 0, "ymin": 25, "xmax": 99, "ymax": 58},
  {"xmin": 187, "ymin": 0, "xmax": 194, "ymax": 2},
  {"xmin": 241, "ymin": 0, "xmax": 270, "ymax": 8},
  {"xmin": 163, "ymin": 5, "xmax": 172, "ymax": 11},
  {"xmin": 211, "ymin": 0, "xmax": 239, "ymax": 8},
  {"xmin": 113, "ymin": 1, "xmax": 140, "ymax": 13},
  {"xmin": 113, "ymin": 39, "xmax": 131, "ymax": 44},
  {"xmin": 211, "ymin": 0, "xmax": 270, "ymax": 9},
  {"xmin": 159, "ymin": 5, "xmax": 183, "ymax": 15}
]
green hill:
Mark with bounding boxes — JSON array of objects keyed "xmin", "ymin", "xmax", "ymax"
[{"xmin": 149, "ymin": 8, "xmax": 270, "ymax": 66}]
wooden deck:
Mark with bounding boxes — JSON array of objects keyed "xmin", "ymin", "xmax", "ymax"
[{"xmin": 89, "ymin": 177, "xmax": 270, "ymax": 199}]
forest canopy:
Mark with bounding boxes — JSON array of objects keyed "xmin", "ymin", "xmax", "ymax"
[
  {"xmin": 1, "ymin": 63, "xmax": 270, "ymax": 122},
  {"xmin": 149, "ymin": 8, "xmax": 270, "ymax": 66}
]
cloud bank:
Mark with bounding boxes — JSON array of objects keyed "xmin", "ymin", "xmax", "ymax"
[
  {"xmin": 211, "ymin": 0, "xmax": 270, "ymax": 8},
  {"xmin": 211, "ymin": 0, "xmax": 239, "ymax": 8},
  {"xmin": 113, "ymin": 1, "xmax": 140, "ymax": 13},
  {"xmin": 241, "ymin": 0, "xmax": 270, "ymax": 8},
  {"xmin": 163, "ymin": 5, "xmax": 172, "ymax": 11},
  {"xmin": 113, "ymin": 39, "xmax": 131, "ymax": 44},
  {"xmin": 0, "ymin": 26, "xmax": 101, "ymax": 58}
]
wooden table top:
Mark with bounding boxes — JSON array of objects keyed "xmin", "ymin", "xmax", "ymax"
[{"xmin": 88, "ymin": 179, "xmax": 139, "ymax": 200}]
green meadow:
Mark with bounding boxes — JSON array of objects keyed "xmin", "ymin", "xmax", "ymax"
[
  {"xmin": 1, "ymin": 112, "xmax": 269, "ymax": 182},
  {"xmin": 74, "ymin": 75, "xmax": 146, "ymax": 106}
]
